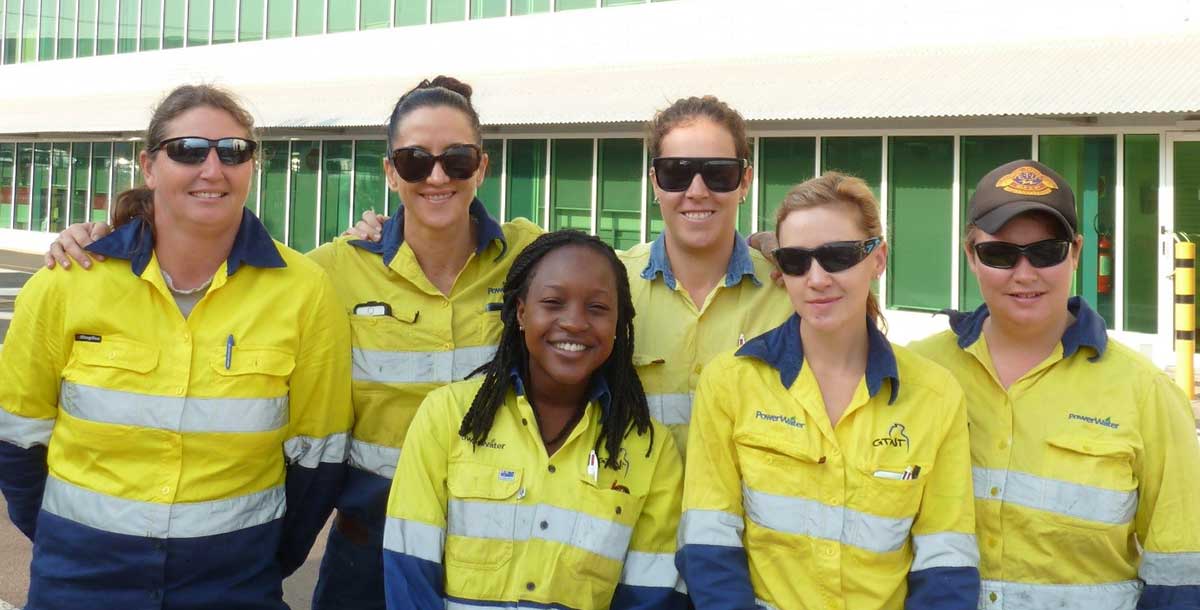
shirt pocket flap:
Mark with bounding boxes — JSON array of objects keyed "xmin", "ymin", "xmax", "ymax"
[
  {"xmin": 213, "ymin": 347, "xmax": 297, "ymax": 377},
  {"xmin": 1045, "ymin": 434, "xmax": 1134, "ymax": 460},
  {"xmin": 736, "ymin": 432, "xmax": 824, "ymax": 464},
  {"xmin": 447, "ymin": 462, "xmax": 523, "ymax": 500},
  {"xmin": 72, "ymin": 337, "xmax": 160, "ymax": 373},
  {"xmin": 632, "ymin": 353, "xmax": 666, "ymax": 367}
]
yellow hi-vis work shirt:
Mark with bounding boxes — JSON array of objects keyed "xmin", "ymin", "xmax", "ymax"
[
  {"xmin": 679, "ymin": 314, "xmax": 980, "ymax": 610},
  {"xmin": 909, "ymin": 297, "xmax": 1200, "ymax": 610},
  {"xmin": 0, "ymin": 211, "xmax": 352, "ymax": 608},
  {"xmin": 306, "ymin": 199, "xmax": 542, "ymax": 525},
  {"xmin": 621, "ymin": 233, "xmax": 793, "ymax": 456},
  {"xmin": 381, "ymin": 373, "xmax": 686, "ymax": 610}
]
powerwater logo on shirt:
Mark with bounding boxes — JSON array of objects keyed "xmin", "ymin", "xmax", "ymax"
[
  {"xmin": 1067, "ymin": 413, "xmax": 1120, "ymax": 430},
  {"xmin": 873, "ymin": 423, "xmax": 910, "ymax": 449},
  {"xmin": 754, "ymin": 411, "xmax": 805, "ymax": 429}
]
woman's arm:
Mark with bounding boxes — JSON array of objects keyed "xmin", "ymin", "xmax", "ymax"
[{"xmin": 613, "ymin": 431, "xmax": 687, "ymax": 610}]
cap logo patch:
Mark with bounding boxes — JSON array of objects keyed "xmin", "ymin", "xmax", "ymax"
[{"xmin": 996, "ymin": 166, "xmax": 1058, "ymax": 197}]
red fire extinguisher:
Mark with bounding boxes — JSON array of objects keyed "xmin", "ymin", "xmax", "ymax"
[{"xmin": 1097, "ymin": 232, "xmax": 1113, "ymax": 295}]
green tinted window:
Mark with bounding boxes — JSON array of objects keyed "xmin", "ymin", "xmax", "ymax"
[
  {"xmin": 888, "ymin": 136, "xmax": 953, "ymax": 311},
  {"xmin": 1173, "ymin": 140, "xmax": 1200, "ymax": 339},
  {"xmin": 76, "ymin": 0, "xmax": 94, "ymax": 54},
  {"xmin": 510, "ymin": 0, "xmax": 546, "ymax": 13},
  {"xmin": 0, "ymin": 143, "xmax": 14, "ymax": 228},
  {"xmin": 597, "ymin": 138, "xmax": 641, "ymax": 250},
  {"xmin": 550, "ymin": 139, "xmax": 592, "ymax": 232},
  {"xmin": 49, "ymin": 143, "xmax": 69, "ymax": 231},
  {"xmin": 470, "ymin": 0, "xmax": 503, "ymax": 18},
  {"xmin": 290, "ymin": 141, "xmax": 319, "ymax": 252},
  {"xmin": 353, "ymin": 140, "xmax": 387, "ymax": 222},
  {"xmin": 506, "ymin": 139, "xmax": 546, "ymax": 225},
  {"xmin": 31, "ymin": 143, "xmax": 49, "ymax": 231},
  {"xmin": 4, "ymin": 0, "xmax": 20, "ymax": 63},
  {"xmin": 395, "ymin": 0, "xmax": 422, "ymax": 25},
  {"xmin": 260, "ymin": 141, "xmax": 288, "ymax": 240},
  {"xmin": 21, "ymin": 0, "xmax": 38, "ymax": 60},
  {"xmin": 959, "ymin": 135, "xmax": 1031, "ymax": 311},
  {"xmin": 95, "ymin": 0, "xmax": 113, "ymax": 53},
  {"xmin": 1039, "ymin": 135, "xmax": 1116, "ymax": 326},
  {"xmin": 321, "ymin": 141, "xmax": 352, "ymax": 244},
  {"xmin": 212, "ymin": 0, "xmax": 235, "ymax": 42},
  {"xmin": 1123, "ymin": 135, "xmax": 1159, "ymax": 333},
  {"xmin": 245, "ymin": 158, "xmax": 258, "ymax": 213},
  {"xmin": 57, "ymin": 0, "xmax": 75, "ymax": 57},
  {"xmin": 266, "ymin": 0, "xmax": 291, "ymax": 38},
  {"xmin": 90, "ymin": 142, "xmax": 111, "ymax": 222},
  {"xmin": 112, "ymin": 142, "xmax": 134, "ymax": 196},
  {"xmin": 359, "ymin": 0, "xmax": 387, "ymax": 27},
  {"xmin": 69, "ymin": 143, "xmax": 89, "ymax": 225},
  {"xmin": 139, "ymin": 0, "xmax": 159, "ymax": 49},
  {"xmin": 555, "ymin": 0, "xmax": 592, "ymax": 9},
  {"xmin": 431, "ymin": 0, "xmax": 462, "ymax": 22},
  {"xmin": 327, "ymin": 0, "xmax": 353, "ymax": 31},
  {"xmin": 187, "ymin": 0, "xmax": 208, "ymax": 44},
  {"xmin": 238, "ymin": 0, "xmax": 263, "ymax": 39},
  {"xmin": 821, "ymin": 136, "xmax": 881, "ymax": 196},
  {"xmin": 757, "ymin": 137, "xmax": 815, "ymax": 232},
  {"xmin": 15, "ymin": 143, "xmax": 31, "ymax": 229},
  {"xmin": 40, "ymin": 0, "xmax": 55, "ymax": 58},
  {"xmin": 478, "ymin": 139, "xmax": 502, "ymax": 218},
  {"xmin": 162, "ymin": 0, "xmax": 183, "ymax": 46},
  {"xmin": 116, "ymin": 0, "xmax": 135, "ymax": 52},
  {"xmin": 296, "ymin": 0, "xmax": 321, "ymax": 34}
]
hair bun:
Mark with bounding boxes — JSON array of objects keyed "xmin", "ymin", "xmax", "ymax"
[{"xmin": 426, "ymin": 75, "xmax": 473, "ymax": 101}]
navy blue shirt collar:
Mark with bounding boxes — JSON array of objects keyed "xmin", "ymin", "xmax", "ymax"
[
  {"xmin": 735, "ymin": 314, "xmax": 901, "ymax": 404},
  {"xmin": 640, "ymin": 232, "xmax": 761, "ymax": 290},
  {"xmin": 85, "ymin": 208, "xmax": 286, "ymax": 277},
  {"xmin": 349, "ymin": 198, "xmax": 506, "ymax": 266},
  {"xmin": 944, "ymin": 296, "xmax": 1107, "ymax": 361},
  {"xmin": 508, "ymin": 366, "xmax": 613, "ymax": 418}
]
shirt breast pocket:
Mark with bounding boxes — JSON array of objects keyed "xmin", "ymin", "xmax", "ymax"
[
  {"xmin": 569, "ymin": 477, "xmax": 645, "ymax": 606},
  {"xmin": 445, "ymin": 461, "xmax": 523, "ymax": 570},
  {"xmin": 734, "ymin": 432, "xmax": 826, "ymax": 496},
  {"xmin": 64, "ymin": 336, "xmax": 160, "ymax": 385},
  {"xmin": 1041, "ymin": 434, "xmax": 1137, "ymax": 529}
]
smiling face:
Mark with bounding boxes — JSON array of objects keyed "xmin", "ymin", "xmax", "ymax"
[
  {"xmin": 651, "ymin": 117, "xmax": 751, "ymax": 255},
  {"xmin": 517, "ymin": 244, "xmax": 619, "ymax": 395},
  {"xmin": 777, "ymin": 203, "xmax": 886, "ymax": 334},
  {"xmin": 967, "ymin": 211, "xmax": 1081, "ymax": 331},
  {"xmin": 386, "ymin": 105, "xmax": 488, "ymax": 234},
  {"xmin": 141, "ymin": 106, "xmax": 252, "ymax": 236}
]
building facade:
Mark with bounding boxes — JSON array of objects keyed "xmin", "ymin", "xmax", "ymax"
[{"xmin": 1, "ymin": 0, "xmax": 1198, "ymax": 363}]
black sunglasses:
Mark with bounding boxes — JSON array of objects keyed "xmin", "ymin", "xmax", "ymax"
[
  {"xmin": 150, "ymin": 137, "xmax": 257, "ymax": 166},
  {"xmin": 972, "ymin": 239, "xmax": 1071, "ymax": 269},
  {"xmin": 390, "ymin": 144, "xmax": 482, "ymax": 183},
  {"xmin": 651, "ymin": 157, "xmax": 747, "ymax": 193},
  {"xmin": 772, "ymin": 237, "xmax": 882, "ymax": 276}
]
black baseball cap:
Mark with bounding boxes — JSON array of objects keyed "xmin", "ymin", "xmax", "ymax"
[{"xmin": 968, "ymin": 159, "xmax": 1077, "ymax": 237}]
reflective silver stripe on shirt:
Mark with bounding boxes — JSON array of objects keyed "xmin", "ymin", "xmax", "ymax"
[
  {"xmin": 348, "ymin": 438, "xmax": 401, "ymax": 478},
  {"xmin": 1140, "ymin": 551, "xmax": 1200, "ymax": 586},
  {"xmin": 742, "ymin": 484, "xmax": 913, "ymax": 554},
  {"xmin": 646, "ymin": 393, "xmax": 692, "ymax": 426},
  {"xmin": 912, "ymin": 532, "xmax": 980, "ymax": 570},
  {"xmin": 60, "ymin": 382, "xmax": 288, "ymax": 433},
  {"xmin": 679, "ymin": 509, "xmax": 744, "ymax": 548},
  {"xmin": 447, "ymin": 601, "xmax": 580, "ymax": 610},
  {"xmin": 0, "ymin": 407, "xmax": 54, "ymax": 449},
  {"xmin": 382, "ymin": 516, "xmax": 445, "ymax": 564},
  {"xmin": 447, "ymin": 499, "xmax": 632, "ymax": 562},
  {"xmin": 619, "ymin": 551, "xmax": 680, "ymax": 588},
  {"xmin": 351, "ymin": 345, "xmax": 496, "ymax": 384},
  {"xmin": 756, "ymin": 599, "xmax": 782, "ymax": 610},
  {"xmin": 284, "ymin": 432, "xmax": 349, "ymax": 468},
  {"xmin": 978, "ymin": 579, "xmax": 1142, "ymax": 610},
  {"xmin": 972, "ymin": 467, "xmax": 1138, "ymax": 526},
  {"xmin": 41, "ymin": 476, "xmax": 285, "ymax": 539}
]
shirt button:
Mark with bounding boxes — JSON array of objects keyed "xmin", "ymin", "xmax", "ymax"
[
  {"xmin": 161, "ymin": 486, "xmax": 171, "ymax": 495},
  {"xmin": 547, "ymin": 465, "xmax": 556, "ymax": 473},
  {"xmin": 823, "ymin": 545, "xmax": 836, "ymax": 557},
  {"xmin": 693, "ymin": 364, "xmax": 703, "ymax": 374},
  {"xmin": 990, "ymin": 486, "xmax": 1000, "ymax": 497},
  {"xmin": 516, "ymin": 487, "xmax": 526, "ymax": 500},
  {"xmin": 441, "ymin": 301, "xmax": 449, "ymax": 308},
  {"xmin": 175, "ymin": 387, "xmax": 185, "ymax": 396},
  {"xmin": 539, "ymin": 520, "xmax": 549, "ymax": 530},
  {"xmin": 443, "ymin": 343, "xmax": 452, "ymax": 350},
  {"xmin": 521, "ymin": 418, "xmax": 528, "ymax": 426},
  {"xmin": 526, "ymin": 582, "xmax": 535, "ymax": 591},
  {"xmin": 998, "ymin": 440, "xmax": 1008, "ymax": 450},
  {"xmin": 989, "ymin": 592, "xmax": 999, "ymax": 603},
  {"xmin": 615, "ymin": 506, "xmax": 622, "ymax": 515}
]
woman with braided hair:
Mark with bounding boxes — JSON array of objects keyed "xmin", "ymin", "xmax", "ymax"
[{"xmin": 382, "ymin": 229, "xmax": 686, "ymax": 610}]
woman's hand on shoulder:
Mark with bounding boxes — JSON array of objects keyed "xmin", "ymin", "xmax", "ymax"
[
  {"xmin": 342, "ymin": 209, "xmax": 390, "ymax": 242},
  {"xmin": 45, "ymin": 222, "xmax": 112, "ymax": 269}
]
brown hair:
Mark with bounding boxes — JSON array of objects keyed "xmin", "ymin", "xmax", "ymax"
[
  {"xmin": 647, "ymin": 95, "xmax": 751, "ymax": 161},
  {"xmin": 775, "ymin": 171, "xmax": 887, "ymax": 331},
  {"xmin": 386, "ymin": 75, "xmax": 480, "ymax": 148},
  {"xmin": 112, "ymin": 84, "xmax": 257, "ymax": 230}
]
